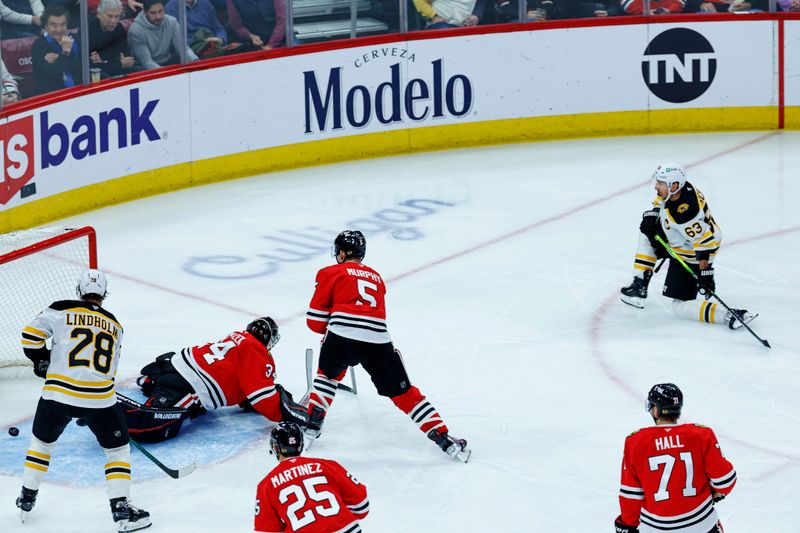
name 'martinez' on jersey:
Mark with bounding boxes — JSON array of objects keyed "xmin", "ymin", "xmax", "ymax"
[{"xmin": 22, "ymin": 299, "xmax": 124, "ymax": 408}]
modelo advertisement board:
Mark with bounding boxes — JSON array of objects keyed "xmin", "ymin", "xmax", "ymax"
[{"xmin": 0, "ymin": 19, "xmax": 784, "ymax": 226}]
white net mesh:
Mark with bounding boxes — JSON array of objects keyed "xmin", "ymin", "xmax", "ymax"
[{"xmin": 0, "ymin": 227, "xmax": 95, "ymax": 378}]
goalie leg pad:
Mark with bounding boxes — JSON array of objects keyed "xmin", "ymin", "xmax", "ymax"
[{"xmin": 118, "ymin": 395, "xmax": 188, "ymax": 443}]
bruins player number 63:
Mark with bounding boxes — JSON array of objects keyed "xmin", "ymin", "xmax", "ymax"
[{"xmin": 620, "ymin": 162, "xmax": 757, "ymax": 330}]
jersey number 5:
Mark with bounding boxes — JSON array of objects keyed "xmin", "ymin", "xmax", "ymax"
[
  {"xmin": 649, "ymin": 452, "xmax": 697, "ymax": 501},
  {"xmin": 356, "ymin": 280, "xmax": 378, "ymax": 307},
  {"xmin": 278, "ymin": 475, "xmax": 340, "ymax": 529}
]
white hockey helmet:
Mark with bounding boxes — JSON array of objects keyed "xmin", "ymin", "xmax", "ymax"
[
  {"xmin": 76, "ymin": 269, "xmax": 108, "ymax": 299},
  {"xmin": 652, "ymin": 162, "xmax": 687, "ymax": 195}
]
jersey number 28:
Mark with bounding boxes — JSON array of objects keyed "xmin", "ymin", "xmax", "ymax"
[
  {"xmin": 68, "ymin": 327, "xmax": 115, "ymax": 374},
  {"xmin": 279, "ymin": 475, "xmax": 340, "ymax": 529}
]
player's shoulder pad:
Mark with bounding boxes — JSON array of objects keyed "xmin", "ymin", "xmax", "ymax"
[
  {"xmin": 626, "ymin": 428, "xmax": 642, "ymax": 438},
  {"xmin": 49, "ymin": 299, "xmax": 88, "ymax": 311},
  {"xmin": 666, "ymin": 183, "xmax": 701, "ymax": 224},
  {"xmin": 692, "ymin": 423, "xmax": 709, "ymax": 429},
  {"xmin": 50, "ymin": 300, "xmax": 122, "ymax": 327}
]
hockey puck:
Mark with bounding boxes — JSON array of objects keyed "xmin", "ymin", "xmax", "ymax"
[{"xmin": 8, "ymin": 426, "xmax": 19, "ymax": 437}]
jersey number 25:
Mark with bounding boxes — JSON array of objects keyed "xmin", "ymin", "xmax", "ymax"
[{"xmin": 279, "ymin": 475, "xmax": 340, "ymax": 529}]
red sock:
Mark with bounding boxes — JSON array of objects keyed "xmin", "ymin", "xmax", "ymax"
[
  {"xmin": 307, "ymin": 368, "xmax": 346, "ymax": 415},
  {"xmin": 391, "ymin": 386, "xmax": 448, "ymax": 435}
]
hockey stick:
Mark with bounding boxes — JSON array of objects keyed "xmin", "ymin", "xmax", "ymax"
[
  {"xmin": 302, "ymin": 348, "xmax": 357, "ymax": 405},
  {"xmin": 128, "ymin": 438, "xmax": 197, "ymax": 479},
  {"xmin": 655, "ymin": 236, "xmax": 770, "ymax": 348}
]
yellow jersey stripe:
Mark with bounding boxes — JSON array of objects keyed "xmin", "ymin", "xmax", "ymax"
[
  {"xmin": 23, "ymin": 326, "xmax": 48, "ymax": 338},
  {"xmin": 21, "ymin": 339, "xmax": 45, "ymax": 346},
  {"xmin": 27, "ymin": 450, "xmax": 51, "ymax": 460},
  {"xmin": 105, "ymin": 462, "xmax": 131, "ymax": 469},
  {"xmin": 24, "ymin": 462, "xmax": 49, "ymax": 472},
  {"xmin": 634, "ymin": 264, "xmax": 653, "ymax": 271},
  {"xmin": 63, "ymin": 308, "xmax": 122, "ymax": 330},
  {"xmin": 46, "ymin": 374, "xmax": 113, "ymax": 387},
  {"xmin": 635, "ymin": 253, "xmax": 657, "ymax": 261},
  {"xmin": 106, "ymin": 473, "xmax": 132, "ymax": 480},
  {"xmin": 42, "ymin": 386, "xmax": 116, "ymax": 400}
]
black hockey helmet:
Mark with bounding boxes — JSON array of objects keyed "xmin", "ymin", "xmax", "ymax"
[
  {"xmin": 246, "ymin": 317, "xmax": 280, "ymax": 350},
  {"xmin": 333, "ymin": 230, "xmax": 366, "ymax": 260},
  {"xmin": 270, "ymin": 422, "xmax": 304, "ymax": 458},
  {"xmin": 646, "ymin": 383, "xmax": 683, "ymax": 418}
]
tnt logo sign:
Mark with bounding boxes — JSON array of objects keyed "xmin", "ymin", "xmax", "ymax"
[
  {"xmin": 642, "ymin": 28, "xmax": 717, "ymax": 104},
  {"xmin": 0, "ymin": 116, "xmax": 35, "ymax": 204}
]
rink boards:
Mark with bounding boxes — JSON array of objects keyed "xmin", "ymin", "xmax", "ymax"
[{"xmin": 0, "ymin": 16, "xmax": 797, "ymax": 232}]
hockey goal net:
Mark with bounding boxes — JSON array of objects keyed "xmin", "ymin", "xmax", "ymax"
[{"xmin": 0, "ymin": 226, "xmax": 97, "ymax": 378}]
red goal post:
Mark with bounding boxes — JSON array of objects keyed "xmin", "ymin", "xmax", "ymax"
[{"xmin": 0, "ymin": 227, "xmax": 97, "ymax": 378}]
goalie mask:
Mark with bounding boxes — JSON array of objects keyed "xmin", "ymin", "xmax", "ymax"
[
  {"xmin": 270, "ymin": 422, "xmax": 304, "ymax": 458},
  {"xmin": 646, "ymin": 383, "xmax": 683, "ymax": 418},
  {"xmin": 246, "ymin": 317, "xmax": 280, "ymax": 350},
  {"xmin": 333, "ymin": 230, "xmax": 366, "ymax": 261},
  {"xmin": 76, "ymin": 269, "xmax": 108, "ymax": 300},
  {"xmin": 652, "ymin": 162, "xmax": 687, "ymax": 196}
]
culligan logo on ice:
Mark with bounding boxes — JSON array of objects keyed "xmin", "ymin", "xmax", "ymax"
[
  {"xmin": 303, "ymin": 59, "xmax": 474, "ymax": 134},
  {"xmin": 0, "ymin": 88, "xmax": 161, "ymax": 205}
]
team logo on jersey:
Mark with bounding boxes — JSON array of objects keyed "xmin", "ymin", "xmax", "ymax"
[
  {"xmin": 677, "ymin": 203, "xmax": 690, "ymax": 213},
  {"xmin": 642, "ymin": 28, "xmax": 717, "ymax": 104}
]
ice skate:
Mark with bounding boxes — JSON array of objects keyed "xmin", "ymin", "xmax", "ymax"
[
  {"xmin": 427, "ymin": 429, "xmax": 471, "ymax": 463},
  {"xmin": 620, "ymin": 271, "xmax": 652, "ymax": 309},
  {"xmin": 110, "ymin": 497, "xmax": 151, "ymax": 532},
  {"xmin": 726, "ymin": 309, "xmax": 757, "ymax": 330},
  {"xmin": 16, "ymin": 487, "xmax": 37, "ymax": 523}
]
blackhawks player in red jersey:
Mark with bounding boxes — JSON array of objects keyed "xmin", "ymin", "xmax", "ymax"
[
  {"xmin": 304, "ymin": 230, "xmax": 470, "ymax": 462},
  {"xmin": 255, "ymin": 422, "xmax": 369, "ymax": 533},
  {"xmin": 615, "ymin": 384, "xmax": 737, "ymax": 533},
  {"xmin": 125, "ymin": 318, "xmax": 307, "ymax": 441}
]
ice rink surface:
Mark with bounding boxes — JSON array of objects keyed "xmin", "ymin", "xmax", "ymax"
[{"xmin": 1, "ymin": 131, "xmax": 799, "ymax": 532}]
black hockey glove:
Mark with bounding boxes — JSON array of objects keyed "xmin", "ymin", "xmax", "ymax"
[
  {"xmin": 614, "ymin": 517, "xmax": 639, "ymax": 533},
  {"xmin": 639, "ymin": 208, "xmax": 660, "ymax": 240},
  {"xmin": 697, "ymin": 268, "xmax": 715, "ymax": 298},
  {"xmin": 277, "ymin": 384, "xmax": 310, "ymax": 426},
  {"xmin": 33, "ymin": 358, "xmax": 50, "ymax": 379},
  {"xmin": 712, "ymin": 492, "xmax": 726, "ymax": 503}
]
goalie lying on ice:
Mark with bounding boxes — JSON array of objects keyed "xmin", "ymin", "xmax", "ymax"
[{"xmin": 123, "ymin": 317, "xmax": 308, "ymax": 442}]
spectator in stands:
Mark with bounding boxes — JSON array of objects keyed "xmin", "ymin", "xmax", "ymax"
[
  {"xmin": 128, "ymin": 0, "xmax": 198, "ymax": 69},
  {"xmin": 621, "ymin": 0, "xmax": 683, "ymax": 14},
  {"xmin": 2, "ymin": 58, "xmax": 21, "ymax": 104},
  {"xmin": 0, "ymin": 0, "xmax": 42, "ymax": 38},
  {"xmin": 31, "ymin": 4, "xmax": 81, "ymax": 94},
  {"xmin": 413, "ymin": 0, "xmax": 485, "ymax": 28},
  {"xmin": 165, "ymin": 0, "xmax": 227, "ymax": 58},
  {"xmin": 227, "ymin": 0, "xmax": 285, "ymax": 49},
  {"xmin": 85, "ymin": 0, "xmax": 142, "ymax": 78},
  {"xmin": 778, "ymin": 0, "xmax": 800, "ymax": 10},
  {"xmin": 494, "ymin": 0, "xmax": 620, "ymax": 19}
]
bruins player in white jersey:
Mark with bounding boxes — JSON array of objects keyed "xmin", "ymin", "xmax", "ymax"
[
  {"xmin": 16, "ymin": 269, "xmax": 151, "ymax": 532},
  {"xmin": 620, "ymin": 163, "xmax": 757, "ymax": 329}
]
